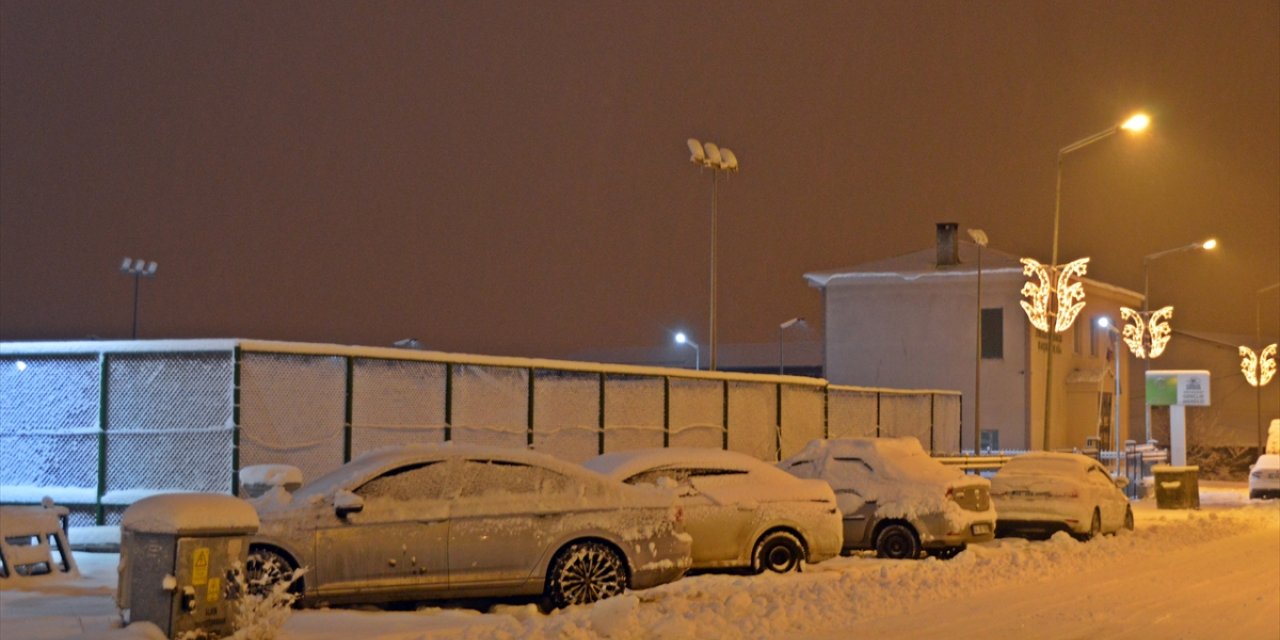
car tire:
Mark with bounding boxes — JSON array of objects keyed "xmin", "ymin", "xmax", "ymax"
[
  {"xmin": 874, "ymin": 523, "xmax": 921, "ymax": 560},
  {"xmin": 245, "ymin": 547, "xmax": 300, "ymax": 598},
  {"xmin": 1122, "ymin": 505, "xmax": 1134, "ymax": 532},
  {"xmin": 752, "ymin": 531, "xmax": 805, "ymax": 574},
  {"xmin": 926, "ymin": 544, "xmax": 965, "ymax": 560},
  {"xmin": 546, "ymin": 541, "xmax": 628, "ymax": 608},
  {"xmin": 1080, "ymin": 508, "xmax": 1102, "ymax": 541}
]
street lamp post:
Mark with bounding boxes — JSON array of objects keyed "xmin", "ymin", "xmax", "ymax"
[
  {"xmin": 968, "ymin": 229, "xmax": 988, "ymax": 452},
  {"xmin": 119, "ymin": 257, "xmax": 158, "ymax": 340},
  {"xmin": 687, "ymin": 138, "xmax": 740, "ymax": 371},
  {"xmin": 1251, "ymin": 283, "xmax": 1280, "ymax": 448},
  {"xmin": 675, "ymin": 332, "xmax": 701, "ymax": 371},
  {"xmin": 1137, "ymin": 238, "xmax": 1218, "ymax": 441},
  {"xmin": 1097, "ymin": 317, "xmax": 1124, "ymax": 458},
  {"xmin": 777, "ymin": 317, "xmax": 807, "ymax": 375},
  {"xmin": 1040, "ymin": 113, "xmax": 1149, "ymax": 451}
]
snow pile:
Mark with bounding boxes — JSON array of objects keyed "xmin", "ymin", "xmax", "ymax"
[{"xmin": 120, "ymin": 494, "xmax": 258, "ymax": 535}]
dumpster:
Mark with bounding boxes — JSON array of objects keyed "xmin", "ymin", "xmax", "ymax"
[
  {"xmin": 117, "ymin": 494, "xmax": 259, "ymax": 639},
  {"xmin": 1152, "ymin": 465, "xmax": 1200, "ymax": 510}
]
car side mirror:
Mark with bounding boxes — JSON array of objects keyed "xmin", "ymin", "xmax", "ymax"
[
  {"xmin": 334, "ymin": 490, "xmax": 364, "ymax": 518},
  {"xmin": 1114, "ymin": 477, "xmax": 1129, "ymax": 489}
]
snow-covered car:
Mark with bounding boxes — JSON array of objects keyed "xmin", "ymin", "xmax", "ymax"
[
  {"xmin": 778, "ymin": 437, "xmax": 995, "ymax": 560},
  {"xmin": 1248, "ymin": 454, "xmax": 1280, "ymax": 500},
  {"xmin": 990, "ymin": 451, "xmax": 1133, "ymax": 540},
  {"xmin": 245, "ymin": 444, "xmax": 692, "ymax": 608},
  {"xmin": 583, "ymin": 448, "xmax": 842, "ymax": 573}
]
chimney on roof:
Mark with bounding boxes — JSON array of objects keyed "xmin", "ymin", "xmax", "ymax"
[{"xmin": 936, "ymin": 222, "xmax": 960, "ymax": 267}]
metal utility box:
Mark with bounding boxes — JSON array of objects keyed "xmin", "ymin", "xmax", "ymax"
[
  {"xmin": 117, "ymin": 494, "xmax": 259, "ymax": 639},
  {"xmin": 1152, "ymin": 465, "xmax": 1201, "ymax": 510}
]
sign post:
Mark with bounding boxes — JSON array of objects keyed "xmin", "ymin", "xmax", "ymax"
[{"xmin": 1145, "ymin": 370, "xmax": 1211, "ymax": 466}]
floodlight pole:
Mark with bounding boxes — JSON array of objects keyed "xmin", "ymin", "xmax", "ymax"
[
  {"xmin": 778, "ymin": 317, "xmax": 806, "ymax": 375},
  {"xmin": 1257, "ymin": 283, "xmax": 1280, "ymax": 448},
  {"xmin": 119, "ymin": 257, "xmax": 158, "ymax": 340},
  {"xmin": 968, "ymin": 229, "xmax": 989, "ymax": 453},
  {"xmin": 687, "ymin": 138, "xmax": 739, "ymax": 372}
]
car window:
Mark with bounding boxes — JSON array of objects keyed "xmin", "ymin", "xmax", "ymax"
[
  {"xmin": 355, "ymin": 461, "xmax": 453, "ymax": 501},
  {"xmin": 783, "ymin": 459, "xmax": 817, "ymax": 478},
  {"xmin": 457, "ymin": 459, "xmax": 574, "ymax": 498},
  {"xmin": 628, "ymin": 468, "xmax": 691, "ymax": 487}
]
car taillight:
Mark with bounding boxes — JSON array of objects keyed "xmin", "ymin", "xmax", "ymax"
[{"xmin": 673, "ymin": 506, "xmax": 684, "ymax": 525}]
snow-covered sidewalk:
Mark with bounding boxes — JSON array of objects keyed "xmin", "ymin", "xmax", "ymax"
[{"xmin": 2, "ymin": 485, "xmax": 1277, "ymax": 639}]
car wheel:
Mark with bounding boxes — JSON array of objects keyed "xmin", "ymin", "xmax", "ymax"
[
  {"xmin": 1080, "ymin": 508, "xmax": 1102, "ymax": 541},
  {"xmin": 926, "ymin": 544, "xmax": 965, "ymax": 560},
  {"xmin": 546, "ymin": 541, "xmax": 628, "ymax": 608},
  {"xmin": 874, "ymin": 523, "xmax": 921, "ymax": 560},
  {"xmin": 245, "ymin": 547, "xmax": 299, "ymax": 598},
  {"xmin": 752, "ymin": 531, "xmax": 805, "ymax": 574},
  {"xmin": 1123, "ymin": 505, "xmax": 1134, "ymax": 532}
]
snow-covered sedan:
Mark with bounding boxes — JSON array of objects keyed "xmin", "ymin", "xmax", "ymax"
[
  {"xmin": 245, "ymin": 444, "xmax": 692, "ymax": 608},
  {"xmin": 779, "ymin": 437, "xmax": 995, "ymax": 560},
  {"xmin": 991, "ymin": 452, "xmax": 1133, "ymax": 540},
  {"xmin": 583, "ymin": 448, "xmax": 842, "ymax": 573},
  {"xmin": 1248, "ymin": 454, "xmax": 1280, "ymax": 499}
]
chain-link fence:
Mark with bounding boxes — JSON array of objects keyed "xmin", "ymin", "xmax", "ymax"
[{"xmin": 1, "ymin": 340, "xmax": 961, "ymax": 524}]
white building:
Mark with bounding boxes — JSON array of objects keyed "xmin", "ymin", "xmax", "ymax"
[{"xmin": 805, "ymin": 223, "xmax": 1144, "ymax": 452}]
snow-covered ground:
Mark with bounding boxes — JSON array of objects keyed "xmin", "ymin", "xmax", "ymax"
[{"xmin": 2, "ymin": 483, "xmax": 1277, "ymax": 639}]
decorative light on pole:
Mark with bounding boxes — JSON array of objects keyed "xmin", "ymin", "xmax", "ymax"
[
  {"xmin": 1243, "ymin": 282, "xmax": 1280, "ymax": 448},
  {"xmin": 968, "ymin": 229, "xmax": 988, "ymax": 453},
  {"xmin": 675, "ymin": 332, "xmax": 701, "ymax": 371},
  {"xmin": 777, "ymin": 317, "xmax": 807, "ymax": 375},
  {"xmin": 1033, "ymin": 112, "xmax": 1150, "ymax": 451},
  {"xmin": 687, "ymin": 138, "xmax": 739, "ymax": 371},
  {"xmin": 1124, "ymin": 237, "xmax": 1217, "ymax": 441},
  {"xmin": 119, "ymin": 257, "xmax": 158, "ymax": 340}
]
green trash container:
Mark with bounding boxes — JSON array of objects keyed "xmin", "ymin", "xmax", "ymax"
[{"xmin": 1152, "ymin": 465, "xmax": 1200, "ymax": 509}]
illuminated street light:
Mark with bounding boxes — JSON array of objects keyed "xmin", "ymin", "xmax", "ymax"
[
  {"xmin": 1128, "ymin": 237, "xmax": 1218, "ymax": 441},
  {"xmin": 674, "ymin": 331, "xmax": 701, "ymax": 371},
  {"xmin": 777, "ymin": 317, "xmax": 807, "ymax": 375},
  {"xmin": 687, "ymin": 138, "xmax": 740, "ymax": 371},
  {"xmin": 1097, "ymin": 317, "xmax": 1124, "ymax": 455},
  {"xmin": 1038, "ymin": 112, "xmax": 1150, "ymax": 451},
  {"xmin": 968, "ymin": 228, "xmax": 988, "ymax": 453},
  {"xmin": 119, "ymin": 257, "xmax": 158, "ymax": 340},
  {"xmin": 1244, "ymin": 282, "xmax": 1280, "ymax": 447}
]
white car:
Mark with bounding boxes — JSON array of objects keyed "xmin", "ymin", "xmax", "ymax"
[
  {"xmin": 1248, "ymin": 454, "xmax": 1280, "ymax": 500},
  {"xmin": 991, "ymin": 452, "xmax": 1133, "ymax": 540},
  {"xmin": 584, "ymin": 448, "xmax": 842, "ymax": 573},
  {"xmin": 778, "ymin": 437, "xmax": 996, "ymax": 560},
  {"xmin": 246, "ymin": 444, "xmax": 691, "ymax": 608}
]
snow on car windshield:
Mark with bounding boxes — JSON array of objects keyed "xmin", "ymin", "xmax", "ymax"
[{"xmin": 1000, "ymin": 457, "xmax": 1084, "ymax": 478}]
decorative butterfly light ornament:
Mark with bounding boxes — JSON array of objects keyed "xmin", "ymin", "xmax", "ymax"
[
  {"xmin": 1119, "ymin": 306, "xmax": 1174, "ymax": 359},
  {"xmin": 1240, "ymin": 343, "xmax": 1277, "ymax": 387},
  {"xmin": 1020, "ymin": 257, "xmax": 1091, "ymax": 333}
]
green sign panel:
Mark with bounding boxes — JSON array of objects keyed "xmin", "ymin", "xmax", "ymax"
[{"xmin": 1145, "ymin": 370, "xmax": 1211, "ymax": 407}]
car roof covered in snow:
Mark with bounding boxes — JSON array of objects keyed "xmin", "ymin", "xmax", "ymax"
[
  {"xmin": 296, "ymin": 443, "xmax": 612, "ymax": 498},
  {"xmin": 584, "ymin": 448, "xmax": 799, "ymax": 483},
  {"xmin": 997, "ymin": 451, "xmax": 1099, "ymax": 475},
  {"xmin": 779, "ymin": 437, "xmax": 967, "ymax": 485}
]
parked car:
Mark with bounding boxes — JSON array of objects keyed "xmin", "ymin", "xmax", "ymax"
[
  {"xmin": 245, "ymin": 444, "xmax": 692, "ymax": 608},
  {"xmin": 1248, "ymin": 453, "xmax": 1280, "ymax": 500},
  {"xmin": 990, "ymin": 451, "xmax": 1133, "ymax": 540},
  {"xmin": 778, "ymin": 437, "xmax": 995, "ymax": 560},
  {"xmin": 583, "ymin": 448, "xmax": 842, "ymax": 573}
]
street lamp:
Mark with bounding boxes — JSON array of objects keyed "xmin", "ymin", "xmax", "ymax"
[
  {"xmin": 1242, "ymin": 282, "xmax": 1280, "ymax": 448},
  {"xmin": 777, "ymin": 317, "xmax": 807, "ymax": 375},
  {"xmin": 968, "ymin": 229, "xmax": 988, "ymax": 452},
  {"xmin": 675, "ymin": 332, "xmax": 701, "ymax": 371},
  {"xmin": 1096, "ymin": 317, "xmax": 1124, "ymax": 457},
  {"xmin": 687, "ymin": 138, "xmax": 740, "ymax": 371},
  {"xmin": 119, "ymin": 257, "xmax": 158, "ymax": 340},
  {"xmin": 1125, "ymin": 237, "xmax": 1218, "ymax": 441},
  {"xmin": 1038, "ymin": 112, "xmax": 1150, "ymax": 451}
]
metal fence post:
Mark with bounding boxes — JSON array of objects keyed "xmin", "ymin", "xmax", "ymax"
[
  {"xmin": 722, "ymin": 381, "xmax": 729, "ymax": 450},
  {"xmin": 231, "ymin": 347, "xmax": 242, "ymax": 497},
  {"xmin": 663, "ymin": 376, "xmax": 670, "ymax": 448},
  {"xmin": 598, "ymin": 373, "xmax": 606, "ymax": 455},
  {"xmin": 775, "ymin": 384, "xmax": 783, "ymax": 461},
  {"xmin": 343, "ymin": 357, "xmax": 354, "ymax": 462},
  {"xmin": 444, "ymin": 363, "xmax": 453, "ymax": 442},
  {"xmin": 96, "ymin": 353, "xmax": 109, "ymax": 525},
  {"xmin": 527, "ymin": 368, "xmax": 535, "ymax": 448}
]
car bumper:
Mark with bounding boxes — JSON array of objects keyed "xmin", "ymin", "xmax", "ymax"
[
  {"xmin": 918, "ymin": 514, "xmax": 996, "ymax": 547},
  {"xmin": 1248, "ymin": 487, "xmax": 1280, "ymax": 500},
  {"xmin": 629, "ymin": 532, "xmax": 692, "ymax": 590},
  {"xmin": 996, "ymin": 519, "xmax": 1077, "ymax": 539}
]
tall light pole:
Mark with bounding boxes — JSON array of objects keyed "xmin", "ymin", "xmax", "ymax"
[
  {"xmin": 687, "ymin": 138, "xmax": 739, "ymax": 371},
  {"xmin": 1040, "ymin": 112, "xmax": 1150, "ymax": 451},
  {"xmin": 777, "ymin": 317, "xmax": 807, "ymax": 375},
  {"xmin": 1097, "ymin": 317, "xmax": 1124, "ymax": 457},
  {"xmin": 119, "ymin": 257, "xmax": 158, "ymax": 340},
  {"xmin": 1248, "ymin": 283, "xmax": 1280, "ymax": 448},
  {"xmin": 675, "ymin": 332, "xmax": 701, "ymax": 371},
  {"xmin": 968, "ymin": 229, "xmax": 988, "ymax": 452},
  {"xmin": 1136, "ymin": 237, "xmax": 1218, "ymax": 441}
]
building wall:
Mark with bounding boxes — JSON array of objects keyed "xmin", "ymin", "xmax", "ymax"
[{"xmin": 823, "ymin": 271, "xmax": 1138, "ymax": 452}]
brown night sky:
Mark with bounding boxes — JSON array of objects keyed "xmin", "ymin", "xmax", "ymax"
[{"xmin": 2, "ymin": 1, "xmax": 1277, "ymax": 359}]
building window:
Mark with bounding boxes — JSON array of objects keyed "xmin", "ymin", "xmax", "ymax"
[
  {"xmin": 1073, "ymin": 322, "xmax": 1083, "ymax": 354},
  {"xmin": 1090, "ymin": 318, "xmax": 1101, "ymax": 358},
  {"xmin": 981, "ymin": 308, "xmax": 1003, "ymax": 359},
  {"xmin": 980, "ymin": 429, "xmax": 1000, "ymax": 452}
]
